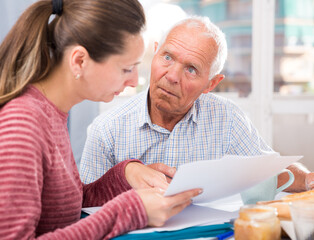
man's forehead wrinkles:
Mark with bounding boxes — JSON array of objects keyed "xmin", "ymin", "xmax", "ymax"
[{"xmin": 165, "ymin": 38, "xmax": 209, "ymax": 66}]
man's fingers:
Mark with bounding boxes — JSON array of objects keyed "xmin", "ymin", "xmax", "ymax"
[
  {"xmin": 306, "ymin": 173, "xmax": 314, "ymax": 190},
  {"xmin": 166, "ymin": 176, "xmax": 173, "ymax": 183},
  {"xmin": 149, "ymin": 163, "xmax": 176, "ymax": 179},
  {"xmin": 162, "ymin": 165, "xmax": 176, "ymax": 178}
]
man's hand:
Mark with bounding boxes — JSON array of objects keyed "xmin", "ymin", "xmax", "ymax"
[
  {"xmin": 125, "ymin": 162, "xmax": 169, "ymax": 190},
  {"xmin": 306, "ymin": 172, "xmax": 314, "ymax": 190},
  {"xmin": 281, "ymin": 163, "xmax": 313, "ymax": 192},
  {"xmin": 148, "ymin": 163, "xmax": 176, "ymax": 183}
]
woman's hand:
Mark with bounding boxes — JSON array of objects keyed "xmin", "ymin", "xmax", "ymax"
[
  {"xmin": 125, "ymin": 162, "xmax": 169, "ymax": 190},
  {"xmin": 136, "ymin": 188, "xmax": 202, "ymax": 227}
]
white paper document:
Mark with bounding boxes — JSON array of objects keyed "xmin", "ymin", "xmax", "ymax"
[
  {"xmin": 164, "ymin": 154, "xmax": 302, "ymax": 203},
  {"xmin": 131, "ymin": 202, "xmax": 239, "ymax": 234},
  {"xmin": 82, "ymin": 155, "xmax": 301, "ymax": 235},
  {"xmin": 81, "ymin": 189, "xmax": 293, "ymax": 235},
  {"xmin": 82, "ymin": 206, "xmax": 101, "ymax": 215},
  {"xmin": 82, "ymin": 195, "xmax": 241, "ymax": 234}
]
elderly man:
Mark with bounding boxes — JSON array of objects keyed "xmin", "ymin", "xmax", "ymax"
[{"xmin": 80, "ymin": 16, "xmax": 314, "ymax": 192}]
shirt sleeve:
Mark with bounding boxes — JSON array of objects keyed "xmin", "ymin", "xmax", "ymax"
[
  {"xmin": 82, "ymin": 159, "xmax": 143, "ymax": 207},
  {"xmin": 38, "ymin": 190, "xmax": 148, "ymax": 240},
  {"xmin": 80, "ymin": 118, "xmax": 115, "ymax": 184}
]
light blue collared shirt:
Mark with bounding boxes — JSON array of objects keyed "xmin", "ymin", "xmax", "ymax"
[{"xmin": 80, "ymin": 89, "xmax": 273, "ymax": 184}]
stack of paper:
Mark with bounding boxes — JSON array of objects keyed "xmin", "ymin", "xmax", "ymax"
[
  {"xmin": 164, "ymin": 154, "xmax": 302, "ymax": 203},
  {"xmin": 82, "ymin": 154, "xmax": 302, "ymax": 239}
]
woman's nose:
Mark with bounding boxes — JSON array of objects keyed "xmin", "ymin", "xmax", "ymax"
[{"xmin": 125, "ymin": 68, "xmax": 139, "ymax": 88}]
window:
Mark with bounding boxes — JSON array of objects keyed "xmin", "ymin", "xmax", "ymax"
[
  {"xmin": 274, "ymin": 0, "xmax": 314, "ymax": 95},
  {"xmin": 272, "ymin": 0, "xmax": 314, "ymax": 170},
  {"xmin": 99, "ymin": 0, "xmax": 314, "ymax": 171}
]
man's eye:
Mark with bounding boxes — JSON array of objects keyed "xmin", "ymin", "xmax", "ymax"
[
  {"xmin": 187, "ymin": 67, "xmax": 196, "ymax": 74},
  {"xmin": 164, "ymin": 55, "xmax": 172, "ymax": 61}
]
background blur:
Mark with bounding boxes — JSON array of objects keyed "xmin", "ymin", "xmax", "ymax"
[{"xmin": 1, "ymin": 0, "xmax": 313, "ymax": 170}]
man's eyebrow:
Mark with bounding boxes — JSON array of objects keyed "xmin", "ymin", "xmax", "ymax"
[
  {"xmin": 162, "ymin": 45, "xmax": 173, "ymax": 53},
  {"xmin": 190, "ymin": 63, "xmax": 200, "ymax": 70}
]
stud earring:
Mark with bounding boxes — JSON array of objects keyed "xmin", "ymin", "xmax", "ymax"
[{"xmin": 75, "ymin": 74, "xmax": 80, "ymax": 80}]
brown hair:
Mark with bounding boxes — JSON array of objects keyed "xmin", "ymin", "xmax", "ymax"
[{"xmin": 0, "ymin": 0, "xmax": 145, "ymax": 105}]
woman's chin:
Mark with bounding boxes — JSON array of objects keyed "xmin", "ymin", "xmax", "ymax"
[{"xmin": 98, "ymin": 94, "xmax": 114, "ymax": 103}]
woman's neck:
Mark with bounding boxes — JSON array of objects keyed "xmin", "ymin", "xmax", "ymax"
[{"xmin": 34, "ymin": 66, "xmax": 81, "ymax": 113}]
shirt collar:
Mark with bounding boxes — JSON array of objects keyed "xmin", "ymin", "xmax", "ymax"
[
  {"xmin": 186, "ymin": 98, "xmax": 199, "ymax": 124},
  {"xmin": 138, "ymin": 88, "xmax": 152, "ymax": 128}
]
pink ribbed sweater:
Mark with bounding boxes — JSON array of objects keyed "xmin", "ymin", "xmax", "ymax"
[{"xmin": 0, "ymin": 86, "xmax": 147, "ymax": 239}]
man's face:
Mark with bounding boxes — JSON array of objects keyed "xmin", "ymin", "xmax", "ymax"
[{"xmin": 149, "ymin": 24, "xmax": 219, "ymax": 117}]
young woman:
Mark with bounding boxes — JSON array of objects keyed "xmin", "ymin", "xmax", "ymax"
[{"xmin": 0, "ymin": 0, "xmax": 201, "ymax": 239}]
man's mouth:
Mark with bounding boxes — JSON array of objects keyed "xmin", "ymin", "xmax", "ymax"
[{"xmin": 159, "ymin": 87, "xmax": 177, "ymax": 97}]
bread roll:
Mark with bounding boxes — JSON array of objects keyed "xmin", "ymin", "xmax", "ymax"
[
  {"xmin": 282, "ymin": 189, "xmax": 314, "ymax": 202},
  {"xmin": 257, "ymin": 190, "xmax": 314, "ymax": 220}
]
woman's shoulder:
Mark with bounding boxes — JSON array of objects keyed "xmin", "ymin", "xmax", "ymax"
[{"xmin": 0, "ymin": 89, "xmax": 43, "ymax": 128}]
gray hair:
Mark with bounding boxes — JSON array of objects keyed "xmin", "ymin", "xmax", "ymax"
[{"xmin": 158, "ymin": 16, "xmax": 227, "ymax": 81}]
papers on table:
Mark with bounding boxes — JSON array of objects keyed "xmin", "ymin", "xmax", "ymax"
[
  {"xmin": 82, "ymin": 193, "xmax": 242, "ymax": 234},
  {"xmin": 130, "ymin": 195, "xmax": 241, "ymax": 234},
  {"xmin": 82, "ymin": 154, "xmax": 301, "ymax": 236},
  {"xmin": 164, "ymin": 154, "xmax": 302, "ymax": 203},
  {"xmin": 81, "ymin": 206, "xmax": 101, "ymax": 215},
  {"xmin": 131, "ymin": 205, "xmax": 238, "ymax": 234},
  {"xmin": 81, "ymin": 193, "xmax": 294, "ymax": 235}
]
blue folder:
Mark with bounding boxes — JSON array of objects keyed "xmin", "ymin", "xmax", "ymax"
[{"xmin": 112, "ymin": 223, "xmax": 234, "ymax": 240}]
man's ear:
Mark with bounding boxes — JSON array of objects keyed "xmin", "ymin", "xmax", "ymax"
[
  {"xmin": 69, "ymin": 46, "xmax": 89, "ymax": 76},
  {"xmin": 203, "ymin": 74, "xmax": 225, "ymax": 94},
  {"xmin": 154, "ymin": 42, "xmax": 159, "ymax": 53}
]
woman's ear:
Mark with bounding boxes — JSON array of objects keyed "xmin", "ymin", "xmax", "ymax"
[
  {"xmin": 203, "ymin": 74, "xmax": 225, "ymax": 94},
  {"xmin": 69, "ymin": 46, "xmax": 89, "ymax": 77}
]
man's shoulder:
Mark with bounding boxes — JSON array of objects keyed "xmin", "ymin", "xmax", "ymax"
[
  {"xmin": 199, "ymin": 93, "xmax": 240, "ymax": 111},
  {"xmin": 198, "ymin": 93, "xmax": 252, "ymax": 126}
]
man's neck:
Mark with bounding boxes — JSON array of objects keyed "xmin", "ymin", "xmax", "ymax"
[
  {"xmin": 151, "ymin": 114, "xmax": 182, "ymax": 131},
  {"xmin": 148, "ymin": 102, "xmax": 187, "ymax": 132}
]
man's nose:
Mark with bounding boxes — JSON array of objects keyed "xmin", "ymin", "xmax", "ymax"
[{"xmin": 166, "ymin": 64, "xmax": 181, "ymax": 84}]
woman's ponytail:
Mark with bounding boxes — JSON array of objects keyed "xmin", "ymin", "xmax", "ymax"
[
  {"xmin": 0, "ymin": 0, "xmax": 145, "ymax": 106},
  {"xmin": 0, "ymin": 0, "xmax": 55, "ymax": 105}
]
